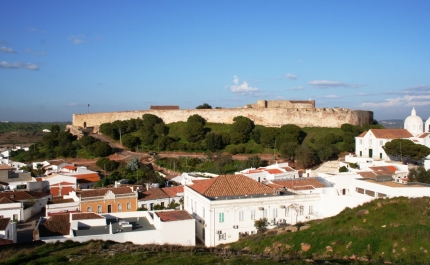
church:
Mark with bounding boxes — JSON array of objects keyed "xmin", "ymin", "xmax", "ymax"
[{"xmin": 355, "ymin": 108, "xmax": 430, "ymax": 161}]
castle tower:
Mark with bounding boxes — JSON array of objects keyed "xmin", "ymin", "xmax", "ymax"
[{"xmin": 404, "ymin": 107, "xmax": 423, "ymax": 136}]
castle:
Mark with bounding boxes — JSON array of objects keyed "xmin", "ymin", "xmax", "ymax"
[{"xmin": 71, "ymin": 100, "xmax": 373, "ymax": 133}]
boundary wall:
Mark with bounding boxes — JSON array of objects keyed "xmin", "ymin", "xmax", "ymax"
[{"xmin": 73, "ymin": 108, "xmax": 373, "ymax": 130}]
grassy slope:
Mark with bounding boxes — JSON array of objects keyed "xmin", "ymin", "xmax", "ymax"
[
  {"xmin": 2, "ymin": 197, "xmax": 430, "ymax": 264},
  {"xmin": 0, "ymin": 122, "xmax": 69, "ymax": 133},
  {"xmin": 228, "ymin": 196, "xmax": 430, "ymax": 263}
]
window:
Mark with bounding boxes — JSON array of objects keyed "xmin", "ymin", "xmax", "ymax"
[
  {"xmin": 118, "ymin": 203, "xmax": 122, "ymax": 212},
  {"xmin": 218, "ymin": 233, "xmax": 226, "ymax": 240},
  {"xmin": 239, "ymin": 211, "xmax": 244, "ymax": 221},
  {"xmin": 127, "ymin": 202, "xmax": 131, "ymax": 210},
  {"xmin": 87, "ymin": 206, "xmax": 92, "ymax": 212},
  {"xmin": 251, "ymin": 210, "xmax": 256, "ymax": 220},
  {"xmin": 359, "ymin": 139, "xmax": 362, "ymax": 145},
  {"xmin": 97, "ymin": 205, "xmax": 102, "ymax": 213},
  {"xmin": 309, "ymin": 205, "xmax": 313, "ymax": 215},
  {"xmin": 299, "ymin": 205, "xmax": 304, "ymax": 216},
  {"xmin": 273, "ymin": 208, "xmax": 277, "ymax": 218},
  {"xmin": 219, "ymin": 212, "xmax": 224, "ymax": 223},
  {"xmin": 161, "ymin": 202, "xmax": 165, "ymax": 208},
  {"xmin": 379, "ymin": 140, "xmax": 383, "ymax": 146}
]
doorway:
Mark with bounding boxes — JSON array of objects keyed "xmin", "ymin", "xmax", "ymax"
[
  {"xmin": 107, "ymin": 205, "xmax": 112, "ymax": 213},
  {"xmin": 368, "ymin": 149, "xmax": 373, "ymax": 158}
]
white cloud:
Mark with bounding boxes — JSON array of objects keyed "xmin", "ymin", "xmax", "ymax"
[
  {"xmin": 0, "ymin": 61, "xmax": 39, "ymax": 70},
  {"xmin": 68, "ymin": 35, "xmax": 85, "ymax": 45},
  {"xmin": 361, "ymin": 95, "xmax": 430, "ymax": 108},
  {"xmin": 230, "ymin": 75, "xmax": 259, "ymax": 94},
  {"xmin": 68, "ymin": 103, "xmax": 78, "ymax": 107},
  {"xmin": 308, "ymin": 80, "xmax": 362, "ymax": 88},
  {"xmin": 0, "ymin": 46, "xmax": 16, "ymax": 53},
  {"xmin": 291, "ymin": 86, "xmax": 304, "ymax": 90},
  {"xmin": 286, "ymin": 73, "xmax": 297, "ymax": 80},
  {"xmin": 325, "ymin": 94, "xmax": 341, "ymax": 99}
]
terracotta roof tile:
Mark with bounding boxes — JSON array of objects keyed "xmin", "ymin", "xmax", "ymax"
[
  {"xmin": 139, "ymin": 188, "xmax": 169, "ymax": 201},
  {"xmin": 39, "ymin": 214, "xmax": 70, "ymax": 237},
  {"xmin": 418, "ymin": 132, "xmax": 430, "ymax": 138},
  {"xmin": 264, "ymin": 168, "xmax": 283, "ymax": 174},
  {"xmin": 281, "ymin": 167, "xmax": 295, "ymax": 172},
  {"xmin": 0, "ymin": 218, "xmax": 10, "ymax": 230},
  {"xmin": 78, "ymin": 187, "xmax": 134, "ymax": 198},
  {"xmin": 161, "ymin": 186, "xmax": 184, "ymax": 197},
  {"xmin": 270, "ymin": 178, "xmax": 326, "ymax": 190},
  {"xmin": 156, "ymin": 211, "xmax": 193, "ymax": 222},
  {"xmin": 0, "ymin": 165, "xmax": 14, "ymax": 170},
  {"xmin": 0, "ymin": 197, "xmax": 14, "ymax": 204},
  {"xmin": 62, "ymin": 165, "xmax": 77, "ymax": 170},
  {"xmin": 189, "ymin": 174, "xmax": 274, "ymax": 197},
  {"xmin": 72, "ymin": 213, "xmax": 104, "ymax": 220},
  {"xmin": 48, "ymin": 160, "xmax": 65, "ymax": 166},
  {"xmin": 50, "ymin": 186, "xmax": 75, "ymax": 197},
  {"xmin": 357, "ymin": 131, "xmax": 367, "ymax": 137},
  {"xmin": 358, "ymin": 171, "xmax": 377, "ymax": 179},
  {"xmin": 368, "ymin": 166, "xmax": 396, "ymax": 175},
  {"xmin": 369, "ymin": 129, "xmax": 413, "ymax": 139},
  {"xmin": 0, "ymin": 191, "xmax": 35, "ymax": 201},
  {"xmin": 48, "ymin": 198, "xmax": 75, "ymax": 204},
  {"xmin": 75, "ymin": 173, "xmax": 100, "ymax": 183}
]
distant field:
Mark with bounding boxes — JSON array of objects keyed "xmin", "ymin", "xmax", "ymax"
[{"xmin": 0, "ymin": 122, "xmax": 70, "ymax": 146}]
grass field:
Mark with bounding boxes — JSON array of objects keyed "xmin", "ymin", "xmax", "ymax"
[{"xmin": 0, "ymin": 122, "xmax": 69, "ymax": 146}]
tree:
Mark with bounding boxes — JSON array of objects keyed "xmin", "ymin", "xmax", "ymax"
[
  {"xmin": 88, "ymin": 141, "xmax": 113, "ymax": 157},
  {"xmin": 196, "ymin": 103, "xmax": 212, "ymax": 109},
  {"xmin": 279, "ymin": 141, "xmax": 299, "ymax": 160},
  {"xmin": 187, "ymin": 114, "xmax": 206, "ymax": 125},
  {"xmin": 279, "ymin": 124, "xmax": 305, "ymax": 144},
  {"xmin": 232, "ymin": 116, "xmax": 254, "ymax": 138},
  {"xmin": 244, "ymin": 155, "xmax": 262, "ymax": 168},
  {"xmin": 121, "ymin": 134, "xmax": 141, "ymax": 149},
  {"xmin": 96, "ymin": 158, "xmax": 119, "ymax": 172},
  {"xmin": 167, "ymin": 199, "xmax": 180, "ymax": 209},
  {"xmin": 205, "ymin": 132, "xmax": 222, "ymax": 152},
  {"xmin": 185, "ymin": 122, "xmax": 205, "ymax": 142},
  {"xmin": 295, "ymin": 144, "xmax": 317, "ymax": 168},
  {"xmin": 383, "ymin": 139, "xmax": 430, "ymax": 161},
  {"xmin": 408, "ymin": 166, "xmax": 430, "ymax": 184},
  {"xmin": 259, "ymin": 127, "xmax": 279, "ymax": 147},
  {"xmin": 126, "ymin": 157, "xmax": 140, "ymax": 172},
  {"xmin": 254, "ymin": 218, "xmax": 269, "ymax": 233},
  {"xmin": 154, "ymin": 123, "xmax": 168, "ymax": 136}
]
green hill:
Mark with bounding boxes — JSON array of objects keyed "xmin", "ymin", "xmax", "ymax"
[{"xmin": 2, "ymin": 197, "xmax": 430, "ymax": 264}]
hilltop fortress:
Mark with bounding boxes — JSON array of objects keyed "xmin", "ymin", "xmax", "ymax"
[{"xmin": 72, "ymin": 100, "xmax": 373, "ymax": 133}]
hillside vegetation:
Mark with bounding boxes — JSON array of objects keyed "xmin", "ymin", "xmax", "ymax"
[{"xmin": 2, "ymin": 197, "xmax": 430, "ymax": 264}]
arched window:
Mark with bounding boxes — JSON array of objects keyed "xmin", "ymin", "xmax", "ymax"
[
  {"xmin": 127, "ymin": 202, "xmax": 131, "ymax": 210},
  {"xmin": 87, "ymin": 206, "xmax": 92, "ymax": 212},
  {"xmin": 97, "ymin": 205, "xmax": 102, "ymax": 213},
  {"xmin": 118, "ymin": 203, "xmax": 122, "ymax": 212}
]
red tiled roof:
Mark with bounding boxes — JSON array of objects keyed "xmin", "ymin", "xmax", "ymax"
[
  {"xmin": 161, "ymin": 186, "xmax": 184, "ymax": 197},
  {"xmin": 264, "ymin": 168, "xmax": 283, "ymax": 174},
  {"xmin": 139, "ymin": 188, "xmax": 169, "ymax": 201},
  {"xmin": 39, "ymin": 214, "xmax": 70, "ymax": 237},
  {"xmin": 246, "ymin": 169, "xmax": 263, "ymax": 174},
  {"xmin": 281, "ymin": 167, "xmax": 295, "ymax": 172},
  {"xmin": 50, "ymin": 186, "xmax": 75, "ymax": 197},
  {"xmin": 418, "ymin": 132, "xmax": 430, "ymax": 138},
  {"xmin": 358, "ymin": 171, "xmax": 377, "ymax": 179},
  {"xmin": 0, "ymin": 197, "xmax": 14, "ymax": 204},
  {"xmin": 62, "ymin": 165, "xmax": 77, "ymax": 170},
  {"xmin": 75, "ymin": 173, "xmax": 100, "ymax": 183},
  {"xmin": 48, "ymin": 198, "xmax": 75, "ymax": 204},
  {"xmin": 156, "ymin": 211, "xmax": 193, "ymax": 222},
  {"xmin": 72, "ymin": 213, "xmax": 104, "ymax": 220},
  {"xmin": 0, "ymin": 165, "xmax": 14, "ymax": 170},
  {"xmin": 269, "ymin": 178, "xmax": 326, "ymax": 190},
  {"xmin": 368, "ymin": 166, "xmax": 396, "ymax": 175},
  {"xmin": 78, "ymin": 187, "xmax": 134, "ymax": 198},
  {"xmin": 51, "ymin": 182, "xmax": 76, "ymax": 187},
  {"xmin": 357, "ymin": 131, "xmax": 367, "ymax": 137},
  {"xmin": 369, "ymin": 129, "xmax": 413, "ymax": 139},
  {"xmin": 48, "ymin": 160, "xmax": 65, "ymax": 166},
  {"xmin": 0, "ymin": 218, "xmax": 10, "ymax": 230},
  {"xmin": 0, "ymin": 191, "xmax": 35, "ymax": 201},
  {"xmin": 189, "ymin": 174, "xmax": 274, "ymax": 197}
]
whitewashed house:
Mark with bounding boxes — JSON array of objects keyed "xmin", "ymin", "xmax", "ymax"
[
  {"xmin": 0, "ymin": 218, "xmax": 17, "ymax": 243},
  {"xmin": 184, "ymin": 174, "xmax": 320, "ymax": 247}
]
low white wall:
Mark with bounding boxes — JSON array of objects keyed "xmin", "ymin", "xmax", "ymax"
[{"xmin": 319, "ymin": 193, "xmax": 373, "ymax": 218}]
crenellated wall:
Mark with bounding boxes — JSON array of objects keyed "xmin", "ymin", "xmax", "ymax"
[{"xmin": 72, "ymin": 107, "xmax": 373, "ymax": 130}]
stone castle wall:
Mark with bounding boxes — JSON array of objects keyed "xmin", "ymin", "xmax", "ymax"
[
  {"xmin": 246, "ymin": 100, "xmax": 315, "ymax": 109},
  {"xmin": 73, "ymin": 107, "xmax": 373, "ymax": 131}
]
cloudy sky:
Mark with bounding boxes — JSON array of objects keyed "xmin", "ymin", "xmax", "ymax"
[{"xmin": 1, "ymin": 1, "xmax": 429, "ymax": 122}]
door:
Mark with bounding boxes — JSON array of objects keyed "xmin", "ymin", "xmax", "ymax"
[
  {"xmin": 369, "ymin": 149, "xmax": 373, "ymax": 158},
  {"xmin": 107, "ymin": 205, "xmax": 112, "ymax": 213}
]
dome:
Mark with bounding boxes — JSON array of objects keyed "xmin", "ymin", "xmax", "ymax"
[{"xmin": 404, "ymin": 107, "xmax": 423, "ymax": 135}]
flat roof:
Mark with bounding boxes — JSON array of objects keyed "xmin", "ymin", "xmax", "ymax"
[
  {"xmin": 360, "ymin": 179, "xmax": 429, "ymax": 188},
  {"xmin": 73, "ymin": 217, "xmax": 156, "ymax": 237},
  {"xmin": 155, "ymin": 211, "xmax": 193, "ymax": 222}
]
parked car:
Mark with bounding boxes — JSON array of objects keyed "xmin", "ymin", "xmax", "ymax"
[{"xmin": 148, "ymin": 152, "xmax": 158, "ymax": 155}]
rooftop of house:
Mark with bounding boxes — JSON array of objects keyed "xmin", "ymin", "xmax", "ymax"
[
  {"xmin": 75, "ymin": 173, "xmax": 101, "ymax": 184},
  {"xmin": 62, "ymin": 165, "xmax": 77, "ymax": 171},
  {"xmin": 161, "ymin": 186, "xmax": 184, "ymax": 197},
  {"xmin": 77, "ymin": 187, "xmax": 134, "ymax": 198},
  {"xmin": 39, "ymin": 214, "xmax": 71, "ymax": 237},
  {"xmin": 48, "ymin": 198, "xmax": 75, "ymax": 204},
  {"xmin": 155, "ymin": 210, "xmax": 193, "ymax": 222},
  {"xmin": 0, "ymin": 190, "xmax": 50, "ymax": 201},
  {"xmin": 0, "ymin": 197, "xmax": 14, "ymax": 204},
  {"xmin": 48, "ymin": 159, "xmax": 66, "ymax": 166},
  {"xmin": 359, "ymin": 179, "xmax": 430, "ymax": 188},
  {"xmin": 418, "ymin": 132, "xmax": 430, "ymax": 138},
  {"xmin": 359, "ymin": 129, "xmax": 414, "ymax": 139},
  {"xmin": 267, "ymin": 178, "xmax": 327, "ymax": 190},
  {"xmin": 368, "ymin": 166, "xmax": 397, "ymax": 175},
  {"xmin": 0, "ymin": 218, "xmax": 10, "ymax": 230},
  {"xmin": 72, "ymin": 213, "xmax": 104, "ymax": 220},
  {"xmin": 189, "ymin": 174, "xmax": 278, "ymax": 199},
  {"xmin": 0, "ymin": 165, "xmax": 14, "ymax": 170},
  {"xmin": 0, "ymin": 238, "xmax": 13, "ymax": 245},
  {"xmin": 139, "ymin": 188, "xmax": 169, "ymax": 201}
]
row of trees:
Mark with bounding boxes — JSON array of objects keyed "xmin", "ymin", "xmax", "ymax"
[{"xmin": 11, "ymin": 125, "xmax": 114, "ymax": 162}]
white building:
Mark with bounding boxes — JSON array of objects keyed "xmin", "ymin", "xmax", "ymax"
[
  {"xmin": 184, "ymin": 174, "xmax": 320, "ymax": 247},
  {"xmin": 34, "ymin": 210, "xmax": 195, "ymax": 246},
  {"xmin": 236, "ymin": 162, "xmax": 303, "ymax": 181},
  {"xmin": 0, "ymin": 218, "xmax": 17, "ymax": 243}
]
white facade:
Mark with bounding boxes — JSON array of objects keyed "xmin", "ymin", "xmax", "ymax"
[
  {"xmin": 184, "ymin": 185, "xmax": 320, "ymax": 247},
  {"xmin": 0, "ymin": 219, "xmax": 17, "ymax": 243},
  {"xmin": 355, "ymin": 131, "xmax": 392, "ymax": 160},
  {"xmin": 0, "ymin": 202, "xmax": 22, "ymax": 221}
]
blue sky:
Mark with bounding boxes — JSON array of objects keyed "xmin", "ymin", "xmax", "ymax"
[{"xmin": 1, "ymin": 1, "xmax": 430, "ymax": 122}]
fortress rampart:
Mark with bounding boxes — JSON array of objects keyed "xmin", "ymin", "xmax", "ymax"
[{"xmin": 72, "ymin": 107, "xmax": 373, "ymax": 132}]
